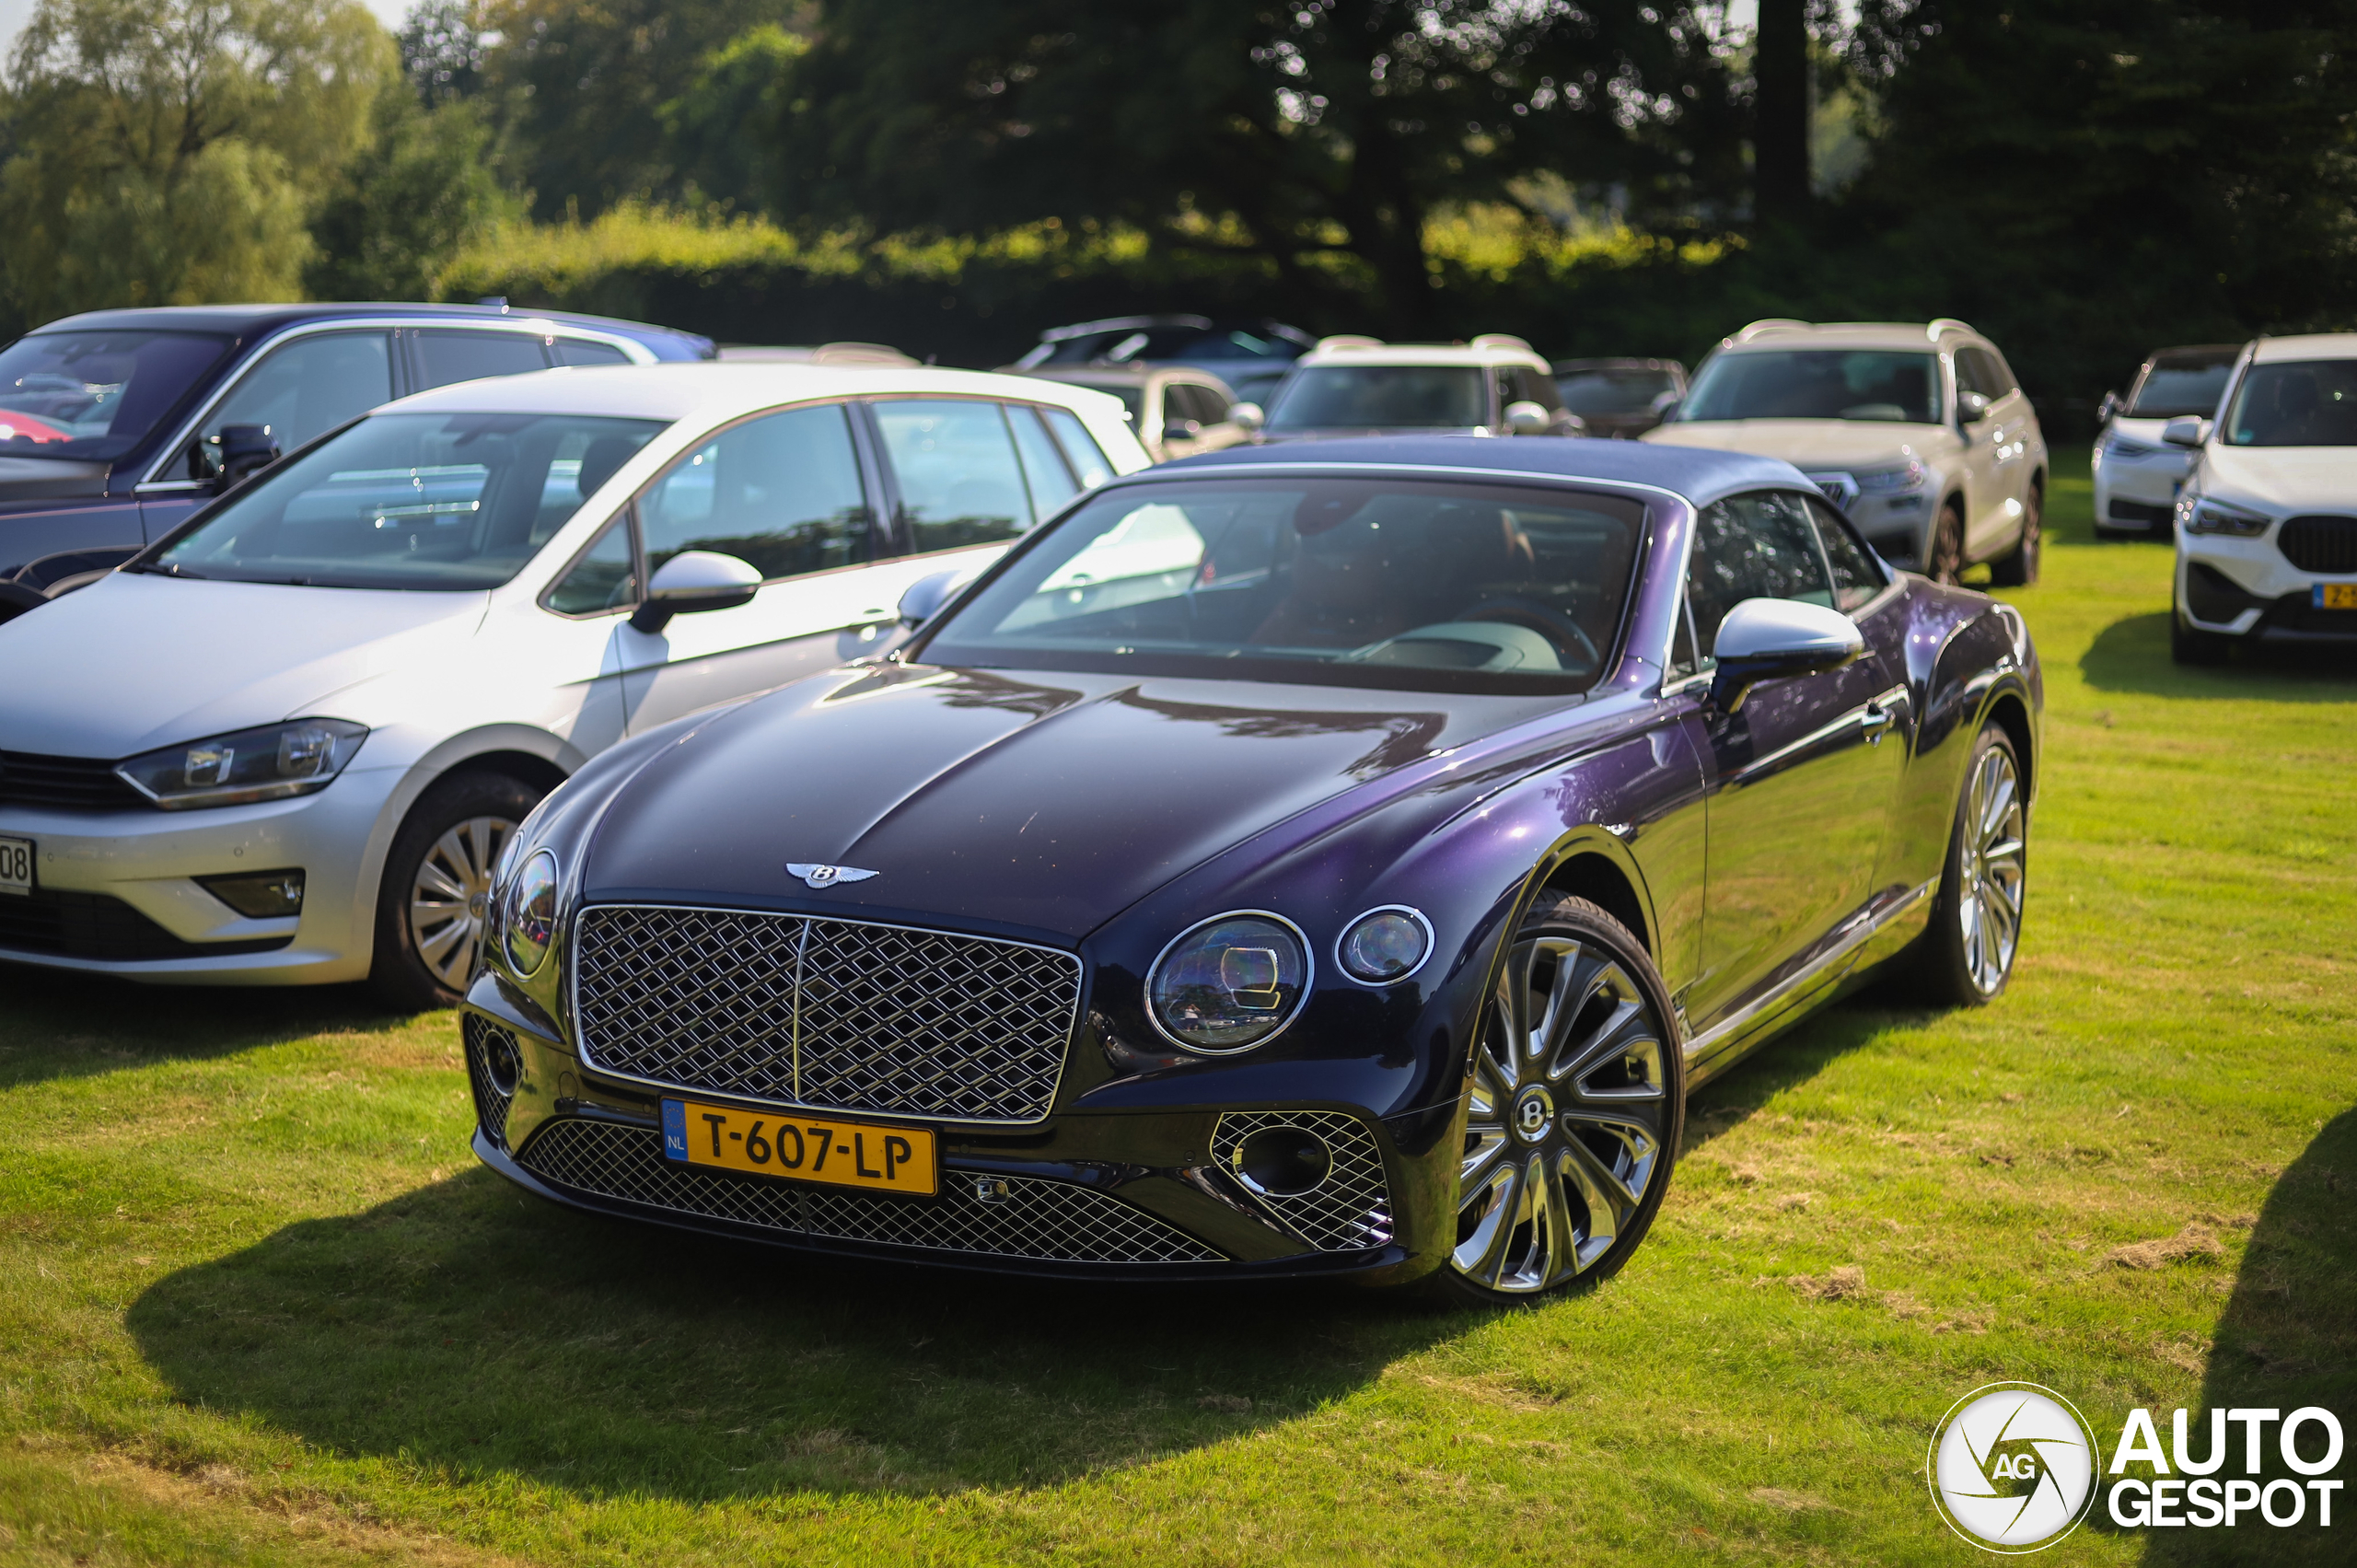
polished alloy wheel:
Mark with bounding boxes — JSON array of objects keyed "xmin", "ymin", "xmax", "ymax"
[
  {"xmin": 1957, "ymin": 746, "xmax": 2026, "ymax": 995},
  {"xmin": 408, "ymin": 815, "xmax": 515, "ymax": 991},
  {"xmin": 1452, "ymin": 931, "xmax": 1671, "ymax": 1294}
]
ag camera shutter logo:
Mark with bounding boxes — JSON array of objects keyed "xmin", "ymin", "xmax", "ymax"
[{"xmin": 1927, "ymin": 1382, "xmax": 2099, "ymax": 1552}]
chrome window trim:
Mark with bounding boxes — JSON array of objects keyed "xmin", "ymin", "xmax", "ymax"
[
  {"xmin": 137, "ymin": 317, "xmax": 656, "ymax": 488},
  {"xmin": 565, "ymin": 900, "xmax": 1083, "ymax": 1128},
  {"xmin": 1143, "ymin": 908, "xmax": 1317, "ymax": 1054}
]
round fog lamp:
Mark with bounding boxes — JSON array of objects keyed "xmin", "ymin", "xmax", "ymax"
[
  {"xmin": 1146, "ymin": 912, "xmax": 1310, "ymax": 1052},
  {"xmin": 502, "ymin": 850, "xmax": 559, "ymax": 976},
  {"xmin": 1338, "ymin": 906, "xmax": 1433, "ymax": 984},
  {"xmin": 1233, "ymin": 1126, "xmax": 1330, "ymax": 1196}
]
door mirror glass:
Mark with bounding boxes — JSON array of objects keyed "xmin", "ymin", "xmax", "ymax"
[
  {"xmin": 2161, "ymin": 414, "xmax": 2209, "ymax": 447},
  {"xmin": 630, "ymin": 550, "xmax": 760, "ymax": 633},
  {"xmin": 1708, "ymin": 598, "xmax": 1865, "ymax": 712}
]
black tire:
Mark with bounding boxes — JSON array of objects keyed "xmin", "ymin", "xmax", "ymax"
[
  {"xmin": 1928, "ymin": 500, "xmax": 1966, "ymax": 586},
  {"xmin": 368, "ymin": 771, "xmax": 542, "ymax": 1012},
  {"xmin": 1988, "ymin": 481, "xmax": 2042, "ymax": 587},
  {"xmin": 1419, "ymin": 894, "xmax": 1684, "ymax": 1307},
  {"xmin": 2169, "ymin": 589, "xmax": 2233, "ymax": 666},
  {"xmin": 1909, "ymin": 725, "xmax": 2027, "ymax": 1007}
]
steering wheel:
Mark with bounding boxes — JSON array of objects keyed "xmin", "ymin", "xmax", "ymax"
[{"xmin": 1455, "ymin": 597, "xmax": 1600, "ymax": 668}]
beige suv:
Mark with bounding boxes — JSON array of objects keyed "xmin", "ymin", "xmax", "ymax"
[{"xmin": 1643, "ymin": 319, "xmax": 2048, "ymax": 585}]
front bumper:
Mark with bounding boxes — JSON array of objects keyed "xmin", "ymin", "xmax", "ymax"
[
  {"xmin": 0, "ymin": 762, "xmax": 403, "ymax": 983},
  {"xmin": 2092, "ymin": 448, "xmax": 2190, "ymax": 532},
  {"xmin": 2177, "ymin": 532, "xmax": 2357, "ymax": 642},
  {"xmin": 461, "ymin": 982, "xmax": 1457, "ymax": 1284}
]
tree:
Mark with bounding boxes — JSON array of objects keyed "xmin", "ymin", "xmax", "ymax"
[
  {"xmin": 0, "ymin": 0, "xmax": 387, "ymax": 325},
  {"xmin": 481, "ymin": 0, "xmax": 807, "ymax": 220},
  {"xmin": 1751, "ymin": 0, "xmax": 1808, "ymax": 223},
  {"xmin": 306, "ymin": 86, "xmax": 518, "ymax": 299},
  {"xmin": 776, "ymin": 0, "xmax": 1744, "ymax": 332}
]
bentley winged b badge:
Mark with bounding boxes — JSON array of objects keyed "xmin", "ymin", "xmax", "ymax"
[{"xmin": 787, "ymin": 863, "xmax": 879, "ymax": 889}]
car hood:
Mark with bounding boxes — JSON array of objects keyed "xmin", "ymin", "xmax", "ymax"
[
  {"xmin": 0, "ymin": 573, "xmax": 486, "ymax": 758},
  {"xmin": 581, "ymin": 663, "xmax": 1567, "ymax": 942},
  {"xmin": 2198, "ymin": 444, "xmax": 2357, "ymax": 513},
  {"xmin": 1643, "ymin": 420, "xmax": 1950, "ymax": 470}
]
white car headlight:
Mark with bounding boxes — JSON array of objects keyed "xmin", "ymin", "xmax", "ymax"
[
  {"xmin": 2180, "ymin": 497, "xmax": 2270, "ymax": 537},
  {"xmin": 114, "ymin": 718, "xmax": 367, "ymax": 809},
  {"xmin": 1146, "ymin": 912, "xmax": 1310, "ymax": 1052}
]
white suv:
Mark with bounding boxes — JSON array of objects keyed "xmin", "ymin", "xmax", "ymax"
[
  {"xmin": 2165, "ymin": 332, "xmax": 2357, "ymax": 663},
  {"xmin": 1240, "ymin": 334, "xmax": 1582, "ymax": 441},
  {"xmin": 1643, "ymin": 319, "xmax": 2048, "ymax": 586}
]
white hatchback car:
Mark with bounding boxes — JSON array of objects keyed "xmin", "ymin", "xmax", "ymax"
[
  {"xmin": 1242, "ymin": 334, "xmax": 1583, "ymax": 441},
  {"xmin": 1643, "ymin": 319, "xmax": 2048, "ymax": 586},
  {"xmin": 0, "ymin": 364, "xmax": 1144, "ymax": 1004},
  {"xmin": 2091, "ymin": 343, "xmax": 2240, "ymax": 539},
  {"xmin": 2165, "ymin": 333, "xmax": 2357, "ymax": 663}
]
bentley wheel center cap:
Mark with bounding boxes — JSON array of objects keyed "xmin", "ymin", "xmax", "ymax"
[{"xmin": 1513, "ymin": 1084, "xmax": 1557, "ymax": 1144}]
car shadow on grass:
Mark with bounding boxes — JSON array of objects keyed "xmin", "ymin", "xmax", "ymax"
[
  {"xmin": 125, "ymin": 1162, "xmax": 1471, "ymax": 1500},
  {"xmin": 1678, "ymin": 987, "xmax": 1928, "ymax": 1157},
  {"xmin": 2133, "ymin": 1108, "xmax": 2357, "ymax": 1565},
  {"xmin": 2081, "ymin": 612, "xmax": 2357, "ymax": 701},
  {"xmin": 0, "ymin": 959, "xmax": 424, "ymax": 1090}
]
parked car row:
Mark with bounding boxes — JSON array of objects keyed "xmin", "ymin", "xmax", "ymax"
[{"xmin": 0, "ymin": 297, "xmax": 2049, "ymax": 1306}]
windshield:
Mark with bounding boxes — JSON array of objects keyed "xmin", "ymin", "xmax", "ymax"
[
  {"xmin": 1266, "ymin": 366, "xmax": 1489, "ymax": 431},
  {"xmin": 0, "ymin": 330, "xmax": 233, "ymax": 460},
  {"xmin": 919, "ymin": 477, "xmax": 1645, "ymax": 693},
  {"xmin": 2130, "ymin": 357, "xmax": 2235, "ymax": 418},
  {"xmin": 2223, "ymin": 361, "xmax": 2357, "ymax": 447},
  {"xmin": 148, "ymin": 411, "xmax": 668, "ymax": 590},
  {"xmin": 1681, "ymin": 350, "xmax": 1941, "ymax": 424},
  {"xmin": 1556, "ymin": 368, "xmax": 1678, "ymax": 415}
]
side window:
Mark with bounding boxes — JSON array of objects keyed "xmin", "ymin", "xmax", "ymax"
[
  {"xmin": 1669, "ymin": 589, "xmax": 1701, "ymax": 678},
  {"xmin": 545, "ymin": 511, "xmax": 637, "ymax": 614},
  {"xmin": 1493, "ymin": 368, "xmax": 1519, "ymax": 421},
  {"xmin": 1687, "ymin": 493, "xmax": 1834, "ymax": 651},
  {"xmin": 552, "ymin": 338, "xmax": 633, "ymax": 367},
  {"xmin": 639, "ymin": 403, "xmax": 871, "ymax": 580},
  {"xmin": 1953, "ymin": 348, "xmax": 1991, "ymax": 400},
  {"xmin": 412, "ymin": 330, "xmax": 552, "ymax": 390},
  {"xmin": 1806, "ymin": 496, "xmax": 1887, "ymax": 612},
  {"xmin": 188, "ymin": 331, "xmax": 393, "ymax": 479},
  {"xmin": 875, "ymin": 399, "xmax": 1032, "ymax": 552},
  {"xmin": 1974, "ymin": 346, "xmax": 2019, "ymax": 396},
  {"xmin": 1515, "ymin": 367, "xmax": 1566, "ymax": 412},
  {"xmin": 1041, "ymin": 406, "xmax": 1114, "ymax": 489},
  {"xmin": 1007, "ymin": 404, "xmax": 1080, "ymax": 518}
]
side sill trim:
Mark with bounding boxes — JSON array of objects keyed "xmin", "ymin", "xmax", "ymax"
[{"xmin": 1682, "ymin": 876, "xmax": 1938, "ymax": 1075}]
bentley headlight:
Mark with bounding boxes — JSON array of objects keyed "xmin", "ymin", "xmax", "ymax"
[
  {"xmin": 502, "ymin": 850, "xmax": 559, "ymax": 976},
  {"xmin": 1337, "ymin": 906, "xmax": 1434, "ymax": 984},
  {"xmin": 114, "ymin": 717, "xmax": 367, "ymax": 809},
  {"xmin": 1146, "ymin": 912, "xmax": 1310, "ymax": 1051},
  {"xmin": 2181, "ymin": 497, "xmax": 2270, "ymax": 537}
]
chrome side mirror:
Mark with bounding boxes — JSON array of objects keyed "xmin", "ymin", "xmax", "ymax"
[
  {"xmin": 630, "ymin": 550, "xmax": 761, "ymax": 633},
  {"xmin": 1707, "ymin": 598, "xmax": 1864, "ymax": 713},
  {"xmin": 1226, "ymin": 401, "xmax": 1265, "ymax": 432},
  {"xmin": 2161, "ymin": 415, "xmax": 2209, "ymax": 448},
  {"xmin": 215, "ymin": 424, "xmax": 280, "ymax": 493},
  {"xmin": 1504, "ymin": 400, "xmax": 1551, "ymax": 436}
]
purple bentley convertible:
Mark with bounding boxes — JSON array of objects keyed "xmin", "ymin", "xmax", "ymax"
[{"xmin": 459, "ymin": 436, "xmax": 2038, "ymax": 1304}]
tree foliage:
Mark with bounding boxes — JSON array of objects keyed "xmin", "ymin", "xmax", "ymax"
[
  {"xmin": 776, "ymin": 0, "xmax": 1744, "ymax": 330},
  {"xmin": 305, "ymin": 86, "xmax": 518, "ymax": 300},
  {"xmin": 0, "ymin": 0, "xmax": 387, "ymax": 321}
]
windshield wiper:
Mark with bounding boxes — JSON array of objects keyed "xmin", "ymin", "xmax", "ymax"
[{"xmin": 122, "ymin": 561, "xmax": 205, "ymax": 579}]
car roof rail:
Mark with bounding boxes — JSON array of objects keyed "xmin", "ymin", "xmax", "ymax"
[
  {"xmin": 1732, "ymin": 319, "xmax": 1813, "ymax": 342},
  {"xmin": 1314, "ymin": 334, "xmax": 1387, "ymax": 352},
  {"xmin": 1926, "ymin": 318, "xmax": 1979, "ymax": 341},
  {"xmin": 1469, "ymin": 332, "xmax": 1536, "ymax": 354}
]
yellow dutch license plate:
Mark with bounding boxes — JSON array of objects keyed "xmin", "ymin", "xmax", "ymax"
[
  {"xmin": 2316, "ymin": 583, "xmax": 2357, "ymax": 610},
  {"xmin": 661, "ymin": 1098, "xmax": 936, "ymax": 1196}
]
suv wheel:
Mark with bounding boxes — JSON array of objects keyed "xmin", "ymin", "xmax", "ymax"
[
  {"xmin": 369, "ymin": 771, "xmax": 544, "ymax": 1011},
  {"xmin": 1928, "ymin": 501, "xmax": 1966, "ymax": 586},
  {"xmin": 1988, "ymin": 481, "xmax": 2042, "ymax": 587}
]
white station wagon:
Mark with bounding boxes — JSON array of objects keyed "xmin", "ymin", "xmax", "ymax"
[{"xmin": 0, "ymin": 364, "xmax": 1146, "ymax": 1005}]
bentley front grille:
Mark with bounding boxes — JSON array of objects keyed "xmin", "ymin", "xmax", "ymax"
[
  {"xmin": 462, "ymin": 1014, "xmax": 517, "ymax": 1147},
  {"xmin": 572, "ymin": 904, "xmax": 1081, "ymax": 1124},
  {"xmin": 1211, "ymin": 1110, "xmax": 1394, "ymax": 1251},
  {"xmin": 517, "ymin": 1118, "xmax": 1222, "ymax": 1264}
]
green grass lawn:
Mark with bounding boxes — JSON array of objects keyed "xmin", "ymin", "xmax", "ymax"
[{"xmin": 2, "ymin": 452, "xmax": 2351, "ymax": 1566}]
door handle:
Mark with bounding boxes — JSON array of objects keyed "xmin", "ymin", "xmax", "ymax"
[{"xmin": 1862, "ymin": 703, "xmax": 1898, "ymax": 745}]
